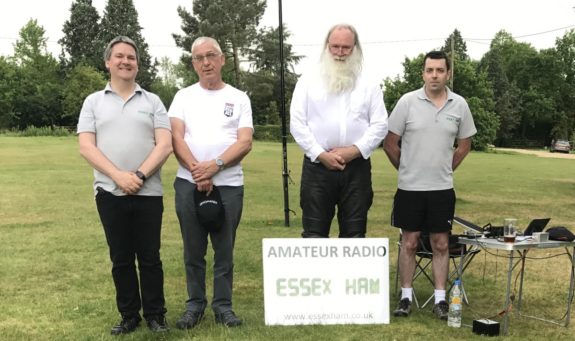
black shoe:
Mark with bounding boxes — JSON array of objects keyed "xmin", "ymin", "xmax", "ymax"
[
  {"xmin": 393, "ymin": 298, "xmax": 412, "ymax": 317},
  {"xmin": 110, "ymin": 315, "xmax": 141, "ymax": 335},
  {"xmin": 215, "ymin": 310, "xmax": 242, "ymax": 327},
  {"xmin": 175, "ymin": 310, "xmax": 204, "ymax": 329},
  {"xmin": 147, "ymin": 315, "xmax": 169, "ymax": 333},
  {"xmin": 433, "ymin": 300, "xmax": 449, "ymax": 320}
]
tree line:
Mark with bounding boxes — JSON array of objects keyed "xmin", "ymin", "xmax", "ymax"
[{"xmin": 1, "ymin": 0, "xmax": 574, "ymax": 150}]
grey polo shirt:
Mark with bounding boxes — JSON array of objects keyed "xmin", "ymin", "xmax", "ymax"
[
  {"xmin": 77, "ymin": 83, "xmax": 171, "ymax": 196},
  {"xmin": 388, "ymin": 87, "xmax": 476, "ymax": 191}
]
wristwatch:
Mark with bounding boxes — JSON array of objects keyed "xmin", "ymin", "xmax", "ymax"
[
  {"xmin": 215, "ymin": 158, "xmax": 225, "ymax": 171},
  {"xmin": 135, "ymin": 170, "xmax": 147, "ymax": 181}
]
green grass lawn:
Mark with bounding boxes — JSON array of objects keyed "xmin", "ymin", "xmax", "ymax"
[{"xmin": 0, "ymin": 136, "xmax": 574, "ymax": 340}]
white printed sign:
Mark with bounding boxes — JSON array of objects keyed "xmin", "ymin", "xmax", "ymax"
[{"xmin": 263, "ymin": 238, "xmax": 389, "ymax": 325}]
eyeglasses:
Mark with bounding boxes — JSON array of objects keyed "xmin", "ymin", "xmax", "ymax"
[
  {"xmin": 192, "ymin": 52, "xmax": 221, "ymax": 63},
  {"xmin": 328, "ymin": 44, "xmax": 354, "ymax": 53}
]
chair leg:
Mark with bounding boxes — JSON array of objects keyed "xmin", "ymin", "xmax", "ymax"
[
  {"xmin": 414, "ymin": 256, "xmax": 433, "ymax": 308},
  {"xmin": 412, "ymin": 288, "xmax": 420, "ymax": 308}
]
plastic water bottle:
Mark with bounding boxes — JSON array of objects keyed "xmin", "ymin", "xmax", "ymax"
[{"xmin": 447, "ymin": 279, "xmax": 462, "ymax": 328}]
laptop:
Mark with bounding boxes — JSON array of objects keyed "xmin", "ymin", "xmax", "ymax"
[
  {"xmin": 523, "ymin": 218, "xmax": 551, "ymax": 236},
  {"xmin": 453, "ymin": 216, "xmax": 484, "ymax": 234}
]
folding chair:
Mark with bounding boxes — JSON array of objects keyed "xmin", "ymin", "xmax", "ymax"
[{"xmin": 394, "ymin": 228, "xmax": 480, "ymax": 309}]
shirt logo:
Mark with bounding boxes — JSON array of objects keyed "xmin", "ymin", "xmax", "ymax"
[
  {"xmin": 223, "ymin": 103, "xmax": 234, "ymax": 117},
  {"xmin": 445, "ymin": 115, "xmax": 460, "ymax": 124},
  {"xmin": 137, "ymin": 110, "xmax": 154, "ymax": 119}
]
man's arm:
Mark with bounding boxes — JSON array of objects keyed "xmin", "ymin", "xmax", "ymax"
[
  {"xmin": 452, "ymin": 137, "xmax": 472, "ymax": 170},
  {"xmin": 191, "ymin": 127, "xmax": 253, "ymax": 183},
  {"xmin": 170, "ymin": 117, "xmax": 211, "ymax": 192},
  {"xmin": 170, "ymin": 117, "xmax": 198, "ymax": 171},
  {"xmin": 289, "ymin": 77, "xmax": 327, "ymax": 162},
  {"xmin": 383, "ymin": 132, "xmax": 401, "ymax": 170},
  {"xmin": 78, "ymin": 132, "xmax": 142, "ymax": 194},
  {"xmin": 136, "ymin": 128, "xmax": 173, "ymax": 178},
  {"xmin": 351, "ymin": 83, "xmax": 389, "ymax": 160}
]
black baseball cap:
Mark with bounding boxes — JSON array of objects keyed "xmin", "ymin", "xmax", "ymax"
[{"xmin": 194, "ymin": 186, "xmax": 225, "ymax": 233}]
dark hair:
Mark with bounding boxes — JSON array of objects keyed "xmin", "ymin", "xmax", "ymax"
[
  {"xmin": 423, "ymin": 50, "xmax": 450, "ymax": 71},
  {"xmin": 104, "ymin": 36, "xmax": 139, "ymax": 63}
]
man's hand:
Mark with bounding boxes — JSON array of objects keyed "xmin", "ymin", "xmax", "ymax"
[
  {"xmin": 317, "ymin": 151, "xmax": 346, "ymax": 171},
  {"xmin": 329, "ymin": 145, "xmax": 361, "ymax": 164},
  {"xmin": 196, "ymin": 179, "xmax": 213, "ymax": 195},
  {"xmin": 191, "ymin": 160, "xmax": 219, "ymax": 183},
  {"xmin": 112, "ymin": 170, "xmax": 143, "ymax": 195}
]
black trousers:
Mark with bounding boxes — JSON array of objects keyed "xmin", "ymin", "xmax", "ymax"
[
  {"xmin": 300, "ymin": 156, "xmax": 373, "ymax": 238},
  {"xmin": 96, "ymin": 189, "xmax": 167, "ymax": 319}
]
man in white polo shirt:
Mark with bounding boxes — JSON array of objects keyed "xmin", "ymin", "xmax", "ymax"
[
  {"xmin": 384, "ymin": 50, "xmax": 476, "ymax": 320},
  {"xmin": 290, "ymin": 23, "xmax": 388, "ymax": 239},
  {"xmin": 169, "ymin": 36, "xmax": 253, "ymax": 329}
]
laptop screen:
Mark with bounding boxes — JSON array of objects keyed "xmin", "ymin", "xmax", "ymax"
[
  {"xmin": 523, "ymin": 218, "xmax": 551, "ymax": 236},
  {"xmin": 453, "ymin": 217, "xmax": 484, "ymax": 233}
]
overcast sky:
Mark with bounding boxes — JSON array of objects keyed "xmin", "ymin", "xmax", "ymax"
[{"xmin": 1, "ymin": 0, "xmax": 575, "ymax": 80}]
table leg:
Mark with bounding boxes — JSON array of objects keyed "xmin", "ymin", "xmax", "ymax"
[
  {"xmin": 566, "ymin": 247, "xmax": 575, "ymax": 326},
  {"xmin": 458, "ymin": 245, "xmax": 466, "ymax": 304},
  {"xmin": 517, "ymin": 250, "xmax": 528, "ymax": 312},
  {"xmin": 503, "ymin": 250, "xmax": 514, "ymax": 336}
]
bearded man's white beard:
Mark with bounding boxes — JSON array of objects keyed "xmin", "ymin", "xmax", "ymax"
[{"xmin": 320, "ymin": 48, "xmax": 362, "ymax": 94}]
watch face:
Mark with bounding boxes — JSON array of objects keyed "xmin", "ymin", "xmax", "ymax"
[
  {"xmin": 216, "ymin": 159, "xmax": 224, "ymax": 167},
  {"xmin": 135, "ymin": 171, "xmax": 146, "ymax": 181}
]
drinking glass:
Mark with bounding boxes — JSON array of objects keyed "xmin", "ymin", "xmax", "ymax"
[{"xmin": 503, "ymin": 218, "xmax": 517, "ymax": 243}]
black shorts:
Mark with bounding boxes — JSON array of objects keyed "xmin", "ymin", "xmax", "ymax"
[{"xmin": 391, "ymin": 188, "xmax": 455, "ymax": 233}]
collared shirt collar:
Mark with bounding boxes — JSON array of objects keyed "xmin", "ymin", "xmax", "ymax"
[
  {"xmin": 416, "ymin": 86, "xmax": 454, "ymax": 102},
  {"xmin": 104, "ymin": 82, "xmax": 142, "ymax": 94}
]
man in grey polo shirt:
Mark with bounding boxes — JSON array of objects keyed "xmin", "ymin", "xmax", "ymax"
[
  {"xmin": 383, "ymin": 50, "xmax": 476, "ymax": 320},
  {"xmin": 77, "ymin": 36, "xmax": 172, "ymax": 335}
]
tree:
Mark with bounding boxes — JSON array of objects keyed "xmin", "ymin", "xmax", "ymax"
[
  {"xmin": 0, "ymin": 57, "xmax": 18, "ymax": 128},
  {"xmin": 483, "ymin": 31, "xmax": 562, "ymax": 142},
  {"xmin": 173, "ymin": 0, "xmax": 267, "ymax": 87},
  {"xmin": 12, "ymin": 19, "xmax": 63, "ymax": 129},
  {"xmin": 553, "ymin": 30, "xmax": 575, "ymax": 140},
  {"xmin": 59, "ymin": 0, "xmax": 101, "ymax": 71},
  {"xmin": 441, "ymin": 29, "xmax": 469, "ymax": 62},
  {"xmin": 248, "ymin": 26, "xmax": 301, "ymax": 74},
  {"xmin": 440, "ymin": 29, "xmax": 470, "ymax": 90},
  {"xmin": 99, "ymin": 0, "xmax": 156, "ymax": 89},
  {"xmin": 150, "ymin": 57, "xmax": 180, "ymax": 108},
  {"xmin": 383, "ymin": 55, "xmax": 424, "ymax": 111},
  {"xmin": 479, "ymin": 49, "xmax": 521, "ymax": 145},
  {"xmin": 61, "ymin": 65, "xmax": 106, "ymax": 125},
  {"xmin": 243, "ymin": 26, "xmax": 301, "ymax": 124},
  {"xmin": 467, "ymin": 97, "xmax": 500, "ymax": 151}
]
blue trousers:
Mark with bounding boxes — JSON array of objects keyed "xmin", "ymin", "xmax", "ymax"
[
  {"xmin": 95, "ymin": 189, "xmax": 167, "ymax": 319},
  {"xmin": 174, "ymin": 178, "xmax": 244, "ymax": 314}
]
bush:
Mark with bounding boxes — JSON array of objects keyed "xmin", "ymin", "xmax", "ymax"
[
  {"xmin": 253, "ymin": 124, "xmax": 294, "ymax": 142},
  {"xmin": 1, "ymin": 126, "xmax": 73, "ymax": 137}
]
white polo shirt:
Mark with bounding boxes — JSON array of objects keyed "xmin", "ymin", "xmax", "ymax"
[{"xmin": 168, "ymin": 83, "xmax": 253, "ymax": 186}]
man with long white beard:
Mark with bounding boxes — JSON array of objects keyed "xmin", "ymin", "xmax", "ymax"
[{"xmin": 290, "ymin": 23, "xmax": 388, "ymax": 238}]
